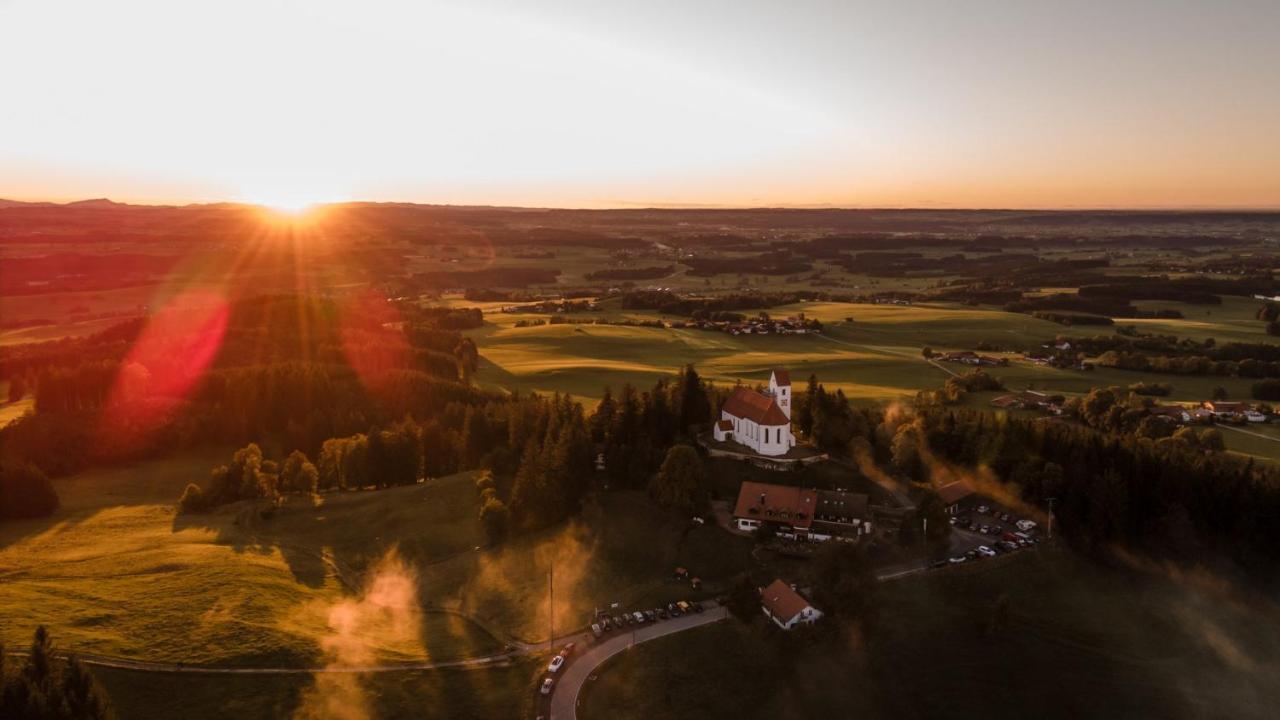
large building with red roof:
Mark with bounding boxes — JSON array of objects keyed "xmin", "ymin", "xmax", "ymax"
[
  {"xmin": 712, "ymin": 369, "xmax": 795, "ymax": 457},
  {"xmin": 733, "ymin": 480, "xmax": 871, "ymax": 540}
]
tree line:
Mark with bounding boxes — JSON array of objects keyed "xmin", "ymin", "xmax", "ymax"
[{"xmin": 1, "ymin": 627, "xmax": 112, "ymax": 719}]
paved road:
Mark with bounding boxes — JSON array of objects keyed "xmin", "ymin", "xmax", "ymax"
[{"xmin": 548, "ymin": 604, "xmax": 728, "ymax": 720}]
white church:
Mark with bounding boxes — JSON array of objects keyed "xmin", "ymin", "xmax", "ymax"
[{"xmin": 713, "ymin": 369, "xmax": 796, "ymax": 457}]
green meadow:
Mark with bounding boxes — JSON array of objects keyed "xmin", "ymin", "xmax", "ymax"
[{"xmin": 0, "ymin": 452, "xmax": 750, "ymax": 667}]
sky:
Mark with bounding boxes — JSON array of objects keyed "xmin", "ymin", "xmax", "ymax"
[{"xmin": 1, "ymin": 0, "xmax": 1278, "ymax": 209}]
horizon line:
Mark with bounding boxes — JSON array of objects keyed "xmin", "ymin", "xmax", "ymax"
[{"xmin": 4, "ymin": 196, "xmax": 1280, "ymax": 214}]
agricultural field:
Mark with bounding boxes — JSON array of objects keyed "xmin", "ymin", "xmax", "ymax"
[{"xmin": 580, "ymin": 549, "xmax": 1280, "ymax": 720}]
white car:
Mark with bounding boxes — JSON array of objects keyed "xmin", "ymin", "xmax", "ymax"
[
  {"xmin": 977, "ymin": 545, "xmax": 996, "ymax": 558},
  {"xmin": 547, "ymin": 655, "xmax": 564, "ymax": 673},
  {"xmin": 949, "ymin": 556, "xmax": 966, "ymax": 564},
  {"xmin": 1015, "ymin": 520, "xmax": 1037, "ymax": 532},
  {"xmin": 541, "ymin": 678, "xmax": 555, "ymax": 695}
]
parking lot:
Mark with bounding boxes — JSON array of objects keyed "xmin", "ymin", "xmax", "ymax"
[{"xmin": 938, "ymin": 503, "xmax": 1042, "ymax": 567}]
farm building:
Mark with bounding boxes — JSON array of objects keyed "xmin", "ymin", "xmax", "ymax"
[
  {"xmin": 760, "ymin": 579, "xmax": 823, "ymax": 630},
  {"xmin": 937, "ymin": 480, "xmax": 976, "ymax": 515},
  {"xmin": 713, "ymin": 369, "xmax": 795, "ymax": 457}
]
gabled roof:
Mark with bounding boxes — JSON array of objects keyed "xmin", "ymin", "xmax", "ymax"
[
  {"xmin": 716, "ymin": 419, "xmax": 734, "ymax": 431},
  {"xmin": 937, "ymin": 480, "xmax": 975, "ymax": 505},
  {"xmin": 733, "ymin": 481, "xmax": 816, "ymax": 529},
  {"xmin": 722, "ymin": 386, "xmax": 789, "ymax": 426},
  {"xmin": 814, "ymin": 490, "xmax": 869, "ymax": 522},
  {"xmin": 771, "ymin": 368, "xmax": 791, "ymax": 387},
  {"xmin": 760, "ymin": 579, "xmax": 813, "ymax": 622}
]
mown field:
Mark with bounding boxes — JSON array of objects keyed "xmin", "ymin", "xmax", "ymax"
[
  {"xmin": 0, "ymin": 451, "xmax": 751, "ymax": 667},
  {"xmin": 580, "ymin": 549, "xmax": 1280, "ymax": 720}
]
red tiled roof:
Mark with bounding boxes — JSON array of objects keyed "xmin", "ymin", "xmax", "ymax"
[
  {"xmin": 936, "ymin": 480, "xmax": 975, "ymax": 505},
  {"xmin": 722, "ymin": 386, "xmax": 790, "ymax": 426},
  {"xmin": 716, "ymin": 419, "xmax": 733, "ymax": 431},
  {"xmin": 733, "ymin": 481, "xmax": 815, "ymax": 529},
  {"xmin": 760, "ymin": 579, "xmax": 811, "ymax": 622},
  {"xmin": 771, "ymin": 368, "xmax": 791, "ymax": 386}
]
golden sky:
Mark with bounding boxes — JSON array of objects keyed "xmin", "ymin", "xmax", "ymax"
[{"xmin": 2, "ymin": 0, "xmax": 1278, "ymax": 209}]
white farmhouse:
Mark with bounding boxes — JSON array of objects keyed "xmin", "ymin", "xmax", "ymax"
[
  {"xmin": 760, "ymin": 578, "xmax": 823, "ymax": 630},
  {"xmin": 712, "ymin": 369, "xmax": 795, "ymax": 457}
]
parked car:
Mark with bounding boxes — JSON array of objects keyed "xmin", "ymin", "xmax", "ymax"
[
  {"xmin": 657, "ymin": 607, "xmax": 669, "ymax": 619},
  {"xmin": 601, "ymin": 618, "xmax": 612, "ymax": 631},
  {"xmin": 965, "ymin": 550, "xmax": 978, "ymax": 560},
  {"xmin": 978, "ymin": 524, "xmax": 990, "ymax": 534},
  {"xmin": 667, "ymin": 603, "xmax": 682, "ymax": 617},
  {"xmin": 957, "ymin": 515, "xmax": 971, "ymax": 525},
  {"xmin": 547, "ymin": 656, "xmax": 565, "ymax": 673},
  {"xmin": 1016, "ymin": 520, "xmax": 1037, "ymax": 532},
  {"xmin": 977, "ymin": 505, "xmax": 990, "ymax": 514},
  {"xmin": 691, "ymin": 602, "xmax": 705, "ymax": 613},
  {"xmin": 591, "ymin": 623, "xmax": 603, "ymax": 638},
  {"xmin": 541, "ymin": 678, "xmax": 555, "ymax": 695},
  {"xmin": 644, "ymin": 610, "xmax": 656, "ymax": 622},
  {"xmin": 560, "ymin": 642, "xmax": 575, "ymax": 656},
  {"xmin": 949, "ymin": 556, "xmax": 966, "ymax": 564},
  {"xmin": 1002, "ymin": 532, "xmax": 1020, "ymax": 542},
  {"xmin": 676, "ymin": 601, "xmax": 692, "ymax": 614},
  {"xmin": 977, "ymin": 545, "xmax": 997, "ymax": 557},
  {"xmin": 633, "ymin": 611, "xmax": 646, "ymax": 624},
  {"xmin": 613, "ymin": 614, "xmax": 625, "ymax": 626}
]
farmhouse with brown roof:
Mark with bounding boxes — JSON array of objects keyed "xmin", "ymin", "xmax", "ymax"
[{"xmin": 760, "ymin": 579, "xmax": 823, "ymax": 630}]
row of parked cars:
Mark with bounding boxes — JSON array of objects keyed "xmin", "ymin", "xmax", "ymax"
[
  {"xmin": 539, "ymin": 600, "xmax": 708, "ymax": 697},
  {"xmin": 590, "ymin": 600, "xmax": 705, "ymax": 638}
]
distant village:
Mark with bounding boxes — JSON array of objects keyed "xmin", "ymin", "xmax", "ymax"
[{"xmin": 991, "ymin": 388, "xmax": 1271, "ymax": 425}]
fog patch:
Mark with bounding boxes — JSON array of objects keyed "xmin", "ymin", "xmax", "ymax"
[{"xmin": 294, "ymin": 550, "xmax": 423, "ymax": 720}]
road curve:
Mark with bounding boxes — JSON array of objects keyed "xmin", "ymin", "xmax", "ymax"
[{"xmin": 549, "ymin": 603, "xmax": 727, "ymax": 720}]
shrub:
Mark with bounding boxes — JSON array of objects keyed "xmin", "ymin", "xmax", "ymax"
[
  {"xmin": 178, "ymin": 483, "xmax": 207, "ymax": 514},
  {"xmin": 0, "ymin": 461, "xmax": 59, "ymax": 520}
]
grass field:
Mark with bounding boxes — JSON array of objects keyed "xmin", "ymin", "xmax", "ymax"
[
  {"xmin": 86, "ymin": 657, "xmax": 544, "ymax": 720},
  {"xmin": 0, "ymin": 451, "xmax": 752, "ymax": 665},
  {"xmin": 0, "ymin": 381, "xmax": 34, "ymax": 428},
  {"xmin": 580, "ymin": 549, "xmax": 1280, "ymax": 720}
]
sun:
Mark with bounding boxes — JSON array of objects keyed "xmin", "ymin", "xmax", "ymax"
[{"xmin": 236, "ymin": 185, "xmax": 349, "ymax": 216}]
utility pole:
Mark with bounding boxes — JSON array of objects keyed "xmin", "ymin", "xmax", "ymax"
[{"xmin": 1046, "ymin": 497, "xmax": 1056, "ymax": 540}]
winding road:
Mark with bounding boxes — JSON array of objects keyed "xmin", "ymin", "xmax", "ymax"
[{"xmin": 548, "ymin": 603, "xmax": 728, "ymax": 720}]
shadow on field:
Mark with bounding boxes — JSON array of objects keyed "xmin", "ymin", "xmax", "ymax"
[
  {"xmin": 0, "ymin": 506, "xmax": 109, "ymax": 553},
  {"xmin": 171, "ymin": 504, "xmax": 331, "ymax": 588}
]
